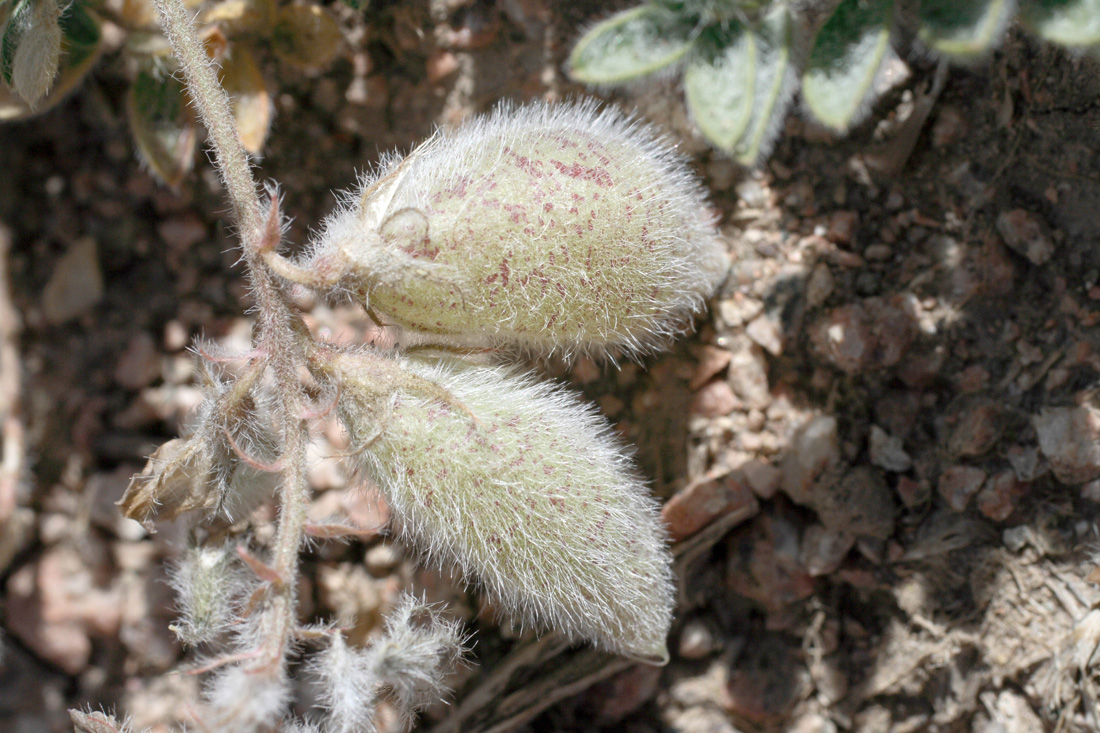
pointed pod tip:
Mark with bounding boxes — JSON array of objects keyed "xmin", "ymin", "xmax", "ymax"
[{"xmin": 623, "ymin": 641, "xmax": 671, "ymax": 667}]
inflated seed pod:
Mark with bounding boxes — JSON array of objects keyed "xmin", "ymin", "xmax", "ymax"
[
  {"xmin": 273, "ymin": 100, "xmax": 727, "ymax": 358},
  {"xmin": 333, "ymin": 352, "xmax": 675, "ymax": 663}
]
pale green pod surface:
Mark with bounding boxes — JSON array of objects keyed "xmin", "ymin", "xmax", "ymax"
[
  {"xmin": 313, "ymin": 100, "xmax": 728, "ymax": 358},
  {"xmin": 344, "ymin": 355, "xmax": 675, "ymax": 663}
]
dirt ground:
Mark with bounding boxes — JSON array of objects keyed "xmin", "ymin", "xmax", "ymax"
[{"xmin": 3, "ymin": 0, "xmax": 1100, "ymax": 731}]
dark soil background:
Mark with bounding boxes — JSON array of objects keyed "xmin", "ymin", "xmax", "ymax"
[{"xmin": 3, "ymin": 1, "xmax": 1100, "ymax": 731}]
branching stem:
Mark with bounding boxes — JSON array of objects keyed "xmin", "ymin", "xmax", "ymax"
[{"xmin": 154, "ymin": 0, "xmax": 310, "ymax": 678}]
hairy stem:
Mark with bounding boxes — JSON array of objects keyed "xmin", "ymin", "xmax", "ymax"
[
  {"xmin": 153, "ymin": 0, "xmax": 261, "ymax": 240},
  {"xmin": 154, "ymin": 0, "xmax": 309, "ymax": 681}
]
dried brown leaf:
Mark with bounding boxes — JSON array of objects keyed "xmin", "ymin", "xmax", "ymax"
[
  {"xmin": 118, "ymin": 438, "xmax": 218, "ymax": 529},
  {"xmin": 220, "ymin": 46, "xmax": 271, "ymax": 154}
]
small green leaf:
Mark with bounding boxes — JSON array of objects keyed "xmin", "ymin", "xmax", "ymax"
[
  {"xmin": 1, "ymin": 0, "xmax": 34, "ymax": 85},
  {"xmin": 11, "ymin": 0, "xmax": 62, "ymax": 106},
  {"xmin": 1019, "ymin": 0, "xmax": 1100, "ymax": 48},
  {"xmin": 683, "ymin": 22, "xmax": 756, "ymax": 153},
  {"xmin": 567, "ymin": 5, "xmax": 697, "ymax": 85},
  {"xmin": 127, "ymin": 67, "xmax": 198, "ymax": 188},
  {"xmin": 0, "ymin": 0, "xmax": 101, "ymax": 120},
  {"xmin": 803, "ymin": 0, "xmax": 895, "ymax": 132},
  {"xmin": 734, "ymin": 5, "xmax": 796, "ymax": 166},
  {"xmin": 918, "ymin": 0, "xmax": 1014, "ymax": 59}
]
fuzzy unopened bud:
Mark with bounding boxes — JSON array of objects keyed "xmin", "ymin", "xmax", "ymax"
[
  {"xmin": 311, "ymin": 633, "xmax": 379, "ymax": 733},
  {"xmin": 369, "ymin": 594, "xmax": 466, "ymax": 717},
  {"xmin": 169, "ymin": 544, "xmax": 249, "ymax": 646},
  {"xmin": 275, "ymin": 100, "xmax": 727, "ymax": 358},
  {"xmin": 204, "ymin": 663, "xmax": 290, "ymax": 732},
  {"xmin": 337, "ymin": 354, "xmax": 675, "ymax": 663}
]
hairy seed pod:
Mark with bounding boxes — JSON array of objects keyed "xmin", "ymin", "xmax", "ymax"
[
  {"xmin": 335, "ymin": 353, "xmax": 675, "ymax": 663},
  {"xmin": 278, "ymin": 100, "xmax": 727, "ymax": 358}
]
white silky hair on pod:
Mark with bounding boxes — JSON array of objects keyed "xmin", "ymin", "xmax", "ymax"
[
  {"xmin": 306, "ymin": 98, "xmax": 728, "ymax": 359},
  {"xmin": 344, "ymin": 355, "xmax": 676, "ymax": 664}
]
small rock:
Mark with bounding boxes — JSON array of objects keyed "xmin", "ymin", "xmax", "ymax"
[
  {"xmin": 809, "ymin": 296, "xmax": 916, "ymax": 374},
  {"xmin": 678, "ymin": 618, "xmax": 718, "ymax": 659},
  {"xmin": 826, "ymin": 211, "xmax": 858, "ymax": 244},
  {"xmin": 5, "ymin": 545, "xmax": 122, "ymax": 674},
  {"xmin": 864, "ymin": 243, "xmax": 892, "ymax": 261},
  {"xmin": 364, "ymin": 543, "xmax": 400, "ymax": 576},
  {"xmin": 805, "ymin": 263, "xmax": 834, "ymax": 308},
  {"xmin": 163, "ymin": 319, "xmax": 189, "ymax": 352},
  {"xmin": 1034, "ymin": 406, "xmax": 1100, "ymax": 485},
  {"xmin": 718, "ymin": 295, "xmax": 763, "ymax": 329},
  {"xmin": 947, "ymin": 398, "xmax": 1005, "ymax": 457},
  {"xmin": 741, "ymin": 459, "xmax": 781, "ymax": 499},
  {"xmin": 726, "ymin": 511, "xmax": 815, "ymax": 612},
  {"xmin": 425, "ymin": 49, "xmax": 460, "ymax": 83},
  {"xmin": 735, "ymin": 178, "xmax": 768, "ymax": 208},
  {"xmin": 570, "ymin": 355, "xmax": 601, "ymax": 385},
  {"xmin": 114, "ymin": 332, "xmax": 162, "ymax": 390},
  {"xmin": 897, "ymin": 345, "xmax": 946, "ymax": 388},
  {"xmin": 869, "ymin": 425, "xmax": 911, "ymax": 472},
  {"xmin": 1002, "ymin": 526, "xmax": 1031, "ymax": 552},
  {"xmin": 727, "ymin": 345, "xmax": 771, "ymax": 409},
  {"xmin": 746, "ymin": 313, "xmax": 783, "ymax": 356},
  {"xmin": 937, "ymin": 465, "xmax": 987, "ymax": 512},
  {"xmin": 955, "ymin": 364, "xmax": 990, "ymax": 393},
  {"xmin": 662, "ymin": 476, "xmax": 759, "ymax": 542},
  {"xmin": 689, "ymin": 345, "xmax": 732, "ymax": 390},
  {"xmin": 800, "ymin": 524, "xmax": 855, "ymax": 577},
  {"xmin": 42, "ymin": 238, "xmax": 104, "ymax": 324},
  {"xmin": 1005, "ymin": 444, "xmax": 1045, "ymax": 482},
  {"xmin": 895, "ymin": 476, "xmax": 930, "ymax": 508},
  {"xmin": 780, "ymin": 415, "xmax": 839, "ymax": 504},
  {"xmin": 996, "ymin": 209, "xmax": 1055, "ymax": 265},
  {"xmin": 691, "ymin": 379, "xmax": 739, "ymax": 418},
  {"xmin": 976, "ymin": 471, "xmax": 1028, "ymax": 522},
  {"xmin": 812, "ymin": 466, "xmax": 896, "ymax": 540}
]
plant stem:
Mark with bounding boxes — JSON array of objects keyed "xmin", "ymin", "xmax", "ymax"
[
  {"xmin": 153, "ymin": 0, "xmax": 261, "ymax": 240},
  {"xmin": 154, "ymin": 0, "xmax": 309, "ymax": 673}
]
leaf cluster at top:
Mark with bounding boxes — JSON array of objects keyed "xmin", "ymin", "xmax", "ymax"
[{"xmin": 569, "ymin": 0, "xmax": 1100, "ymax": 165}]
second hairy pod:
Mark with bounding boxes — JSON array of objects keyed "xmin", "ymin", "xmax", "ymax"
[{"xmin": 330, "ymin": 351, "xmax": 676, "ymax": 663}]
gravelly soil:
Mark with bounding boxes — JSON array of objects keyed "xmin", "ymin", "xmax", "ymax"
[{"xmin": 3, "ymin": 1, "xmax": 1100, "ymax": 731}]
